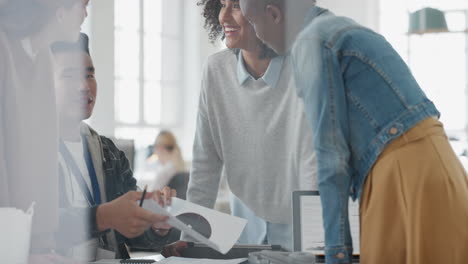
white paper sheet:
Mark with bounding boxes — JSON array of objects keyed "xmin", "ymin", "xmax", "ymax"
[
  {"xmin": 157, "ymin": 257, "xmax": 247, "ymax": 264},
  {"xmin": 142, "ymin": 198, "xmax": 247, "ymax": 254}
]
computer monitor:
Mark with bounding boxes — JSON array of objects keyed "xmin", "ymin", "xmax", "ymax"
[{"xmin": 292, "ymin": 191, "xmax": 360, "ymax": 263}]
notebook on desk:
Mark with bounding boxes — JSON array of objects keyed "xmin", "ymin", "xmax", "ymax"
[{"xmin": 292, "ymin": 191, "xmax": 360, "ymax": 263}]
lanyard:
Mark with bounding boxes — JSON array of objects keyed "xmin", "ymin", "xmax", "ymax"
[{"xmin": 59, "ymin": 136, "xmax": 102, "ymax": 206}]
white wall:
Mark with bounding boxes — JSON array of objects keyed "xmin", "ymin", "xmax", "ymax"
[{"xmin": 318, "ymin": 0, "xmax": 380, "ymax": 31}]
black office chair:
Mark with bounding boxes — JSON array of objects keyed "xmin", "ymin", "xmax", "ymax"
[
  {"xmin": 162, "ymin": 172, "xmax": 189, "ymax": 244},
  {"xmin": 167, "ymin": 172, "xmax": 190, "ymax": 200}
]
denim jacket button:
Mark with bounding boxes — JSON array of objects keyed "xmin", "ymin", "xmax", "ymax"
[{"xmin": 389, "ymin": 127, "xmax": 398, "ymax": 135}]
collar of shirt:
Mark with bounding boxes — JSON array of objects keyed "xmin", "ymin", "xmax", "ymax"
[
  {"xmin": 237, "ymin": 50, "xmax": 284, "ymax": 88},
  {"xmin": 303, "ymin": 6, "xmax": 330, "ymax": 30},
  {"xmin": 80, "ymin": 121, "xmax": 92, "ymax": 136}
]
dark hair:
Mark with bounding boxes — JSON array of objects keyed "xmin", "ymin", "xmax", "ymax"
[
  {"xmin": 51, "ymin": 32, "xmax": 90, "ymax": 55},
  {"xmin": 197, "ymin": 0, "xmax": 223, "ymax": 43},
  {"xmin": 197, "ymin": 0, "xmax": 277, "ymax": 59}
]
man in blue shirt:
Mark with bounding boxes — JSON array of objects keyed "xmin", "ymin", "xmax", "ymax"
[{"xmin": 239, "ymin": 1, "xmax": 468, "ymax": 263}]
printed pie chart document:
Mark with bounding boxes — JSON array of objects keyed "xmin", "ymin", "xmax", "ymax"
[{"xmin": 142, "ymin": 198, "xmax": 247, "ymax": 254}]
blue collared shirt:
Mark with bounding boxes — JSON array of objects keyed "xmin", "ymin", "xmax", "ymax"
[
  {"xmin": 237, "ymin": 50, "xmax": 283, "ymax": 88},
  {"xmin": 291, "ymin": 6, "xmax": 439, "ymax": 264}
]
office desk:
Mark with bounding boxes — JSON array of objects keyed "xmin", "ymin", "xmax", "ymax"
[{"xmin": 129, "ymin": 250, "xmax": 360, "ymax": 263}]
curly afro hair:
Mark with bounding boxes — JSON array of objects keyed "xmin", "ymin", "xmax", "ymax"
[
  {"xmin": 197, "ymin": 0, "xmax": 223, "ymax": 43},
  {"xmin": 197, "ymin": 0, "xmax": 277, "ymax": 59}
]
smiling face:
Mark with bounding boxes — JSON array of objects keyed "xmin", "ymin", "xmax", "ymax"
[
  {"xmin": 218, "ymin": 0, "xmax": 260, "ymax": 50},
  {"xmin": 54, "ymin": 50, "xmax": 97, "ymax": 122}
]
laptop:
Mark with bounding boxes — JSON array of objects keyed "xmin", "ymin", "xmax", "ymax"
[{"xmin": 292, "ymin": 191, "xmax": 360, "ymax": 263}]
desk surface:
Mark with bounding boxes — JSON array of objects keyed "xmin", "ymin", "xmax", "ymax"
[{"xmin": 129, "ymin": 251, "xmax": 360, "ymax": 263}]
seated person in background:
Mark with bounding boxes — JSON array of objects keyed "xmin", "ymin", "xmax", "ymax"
[
  {"xmin": 147, "ymin": 131, "xmax": 187, "ymax": 192},
  {"xmin": 51, "ymin": 33, "xmax": 175, "ymax": 262}
]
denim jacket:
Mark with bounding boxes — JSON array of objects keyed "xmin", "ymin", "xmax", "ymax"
[{"xmin": 290, "ymin": 6, "xmax": 439, "ymax": 263}]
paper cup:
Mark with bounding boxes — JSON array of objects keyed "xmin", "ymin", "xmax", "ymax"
[{"xmin": 0, "ymin": 203, "xmax": 34, "ymax": 264}]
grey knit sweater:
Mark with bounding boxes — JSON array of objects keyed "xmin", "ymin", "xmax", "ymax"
[{"xmin": 187, "ymin": 49, "xmax": 317, "ymax": 224}]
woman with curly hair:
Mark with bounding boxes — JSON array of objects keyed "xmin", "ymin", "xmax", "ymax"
[{"xmin": 185, "ymin": 0, "xmax": 318, "ymax": 250}]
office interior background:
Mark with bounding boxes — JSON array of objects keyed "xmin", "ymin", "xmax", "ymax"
[{"xmin": 81, "ymin": 0, "xmax": 468, "ymax": 205}]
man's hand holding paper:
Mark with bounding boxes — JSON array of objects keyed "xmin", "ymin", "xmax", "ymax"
[
  {"xmin": 96, "ymin": 189, "xmax": 174, "ymax": 239},
  {"xmin": 151, "ymin": 186, "xmax": 177, "ymax": 236},
  {"xmin": 142, "ymin": 197, "xmax": 247, "ymax": 254}
]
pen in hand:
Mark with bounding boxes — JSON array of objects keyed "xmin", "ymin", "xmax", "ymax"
[{"xmin": 139, "ymin": 185, "xmax": 148, "ymax": 207}]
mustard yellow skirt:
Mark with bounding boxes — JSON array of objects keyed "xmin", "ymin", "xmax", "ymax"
[{"xmin": 360, "ymin": 118, "xmax": 468, "ymax": 264}]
